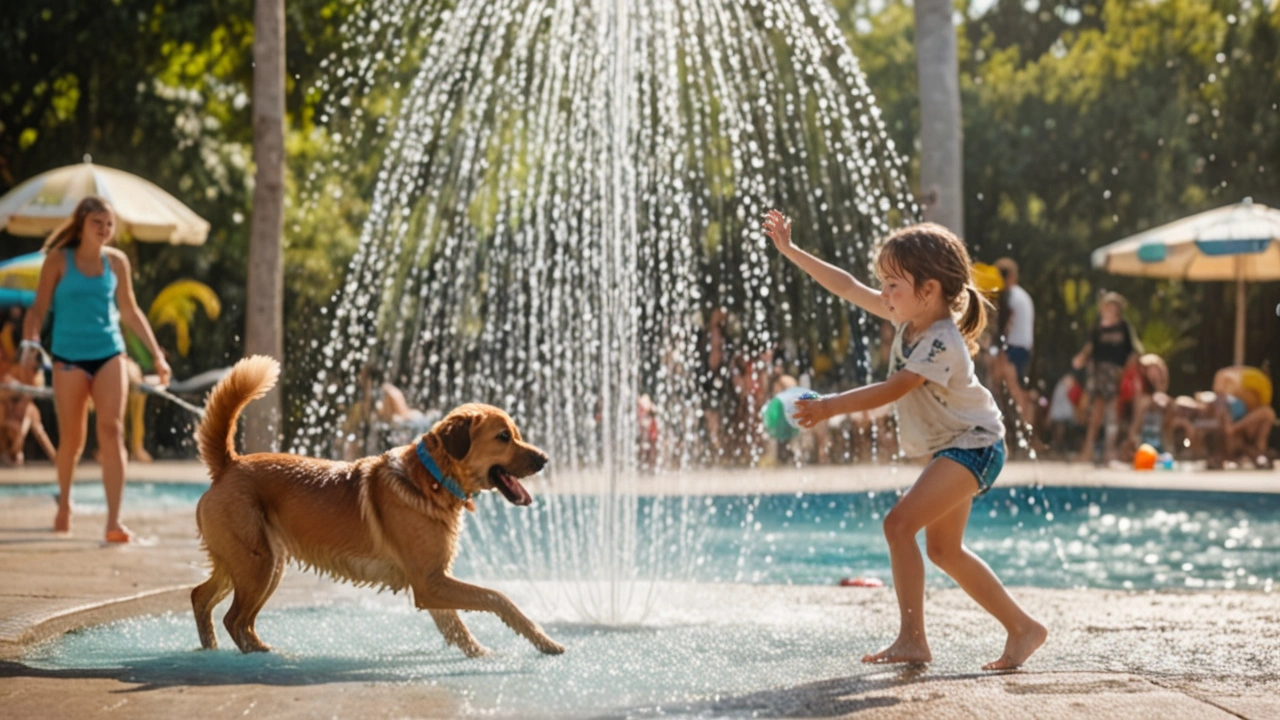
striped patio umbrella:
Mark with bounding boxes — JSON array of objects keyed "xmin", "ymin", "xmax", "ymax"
[
  {"xmin": 0, "ymin": 251, "xmax": 42, "ymax": 307},
  {"xmin": 1091, "ymin": 201, "xmax": 1280, "ymax": 365},
  {"xmin": 0, "ymin": 160, "xmax": 209, "ymax": 245}
]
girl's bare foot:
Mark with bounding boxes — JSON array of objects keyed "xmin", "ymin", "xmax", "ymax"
[
  {"xmin": 862, "ymin": 638, "xmax": 931, "ymax": 664},
  {"xmin": 104, "ymin": 524, "xmax": 134, "ymax": 544},
  {"xmin": 983, "ymin": 620, "xmax": 1047, "ymax": 670},
  {"xmin": 53, "ymin": 505, "xmax": 71, "ymax": 533}
]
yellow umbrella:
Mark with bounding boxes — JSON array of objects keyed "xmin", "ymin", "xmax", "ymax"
[
  {"xmin": 971, "ymin": 262, "xmax": 1005, "ymax": 296},
  {"xmin": 0, "ymin": 160, "xmax": 209, "ymax": 245}
]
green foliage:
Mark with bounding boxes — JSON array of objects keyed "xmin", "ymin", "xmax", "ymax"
[
  {"xmin": 840, "ymin": 0, "xmax": 1280, "ymax": 392},
  {"xmin": 0, "ymin": 0, "xmax": 375, "ymax": 450}
]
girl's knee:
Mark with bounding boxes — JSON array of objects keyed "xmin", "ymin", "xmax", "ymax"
[
  {"xmin": 882, "ymin": 509, "xmax": 916, "ymax": 544},
  {"xmin": 926, "ymin": 540, "xmax": 962, "ymax": 567},
  {"xmin": 96, "ymin": 418, "xmax": 124, "ymax": 446}
]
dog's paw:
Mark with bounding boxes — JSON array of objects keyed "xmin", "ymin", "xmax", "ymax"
[{"xmin": 537, "ymin": 638, "xmax": 566, "ymax": 655}]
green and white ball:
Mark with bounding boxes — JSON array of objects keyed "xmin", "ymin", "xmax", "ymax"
[{"xmin": 762, "ymin": 387, "xmax": 820, "ymax": 441}]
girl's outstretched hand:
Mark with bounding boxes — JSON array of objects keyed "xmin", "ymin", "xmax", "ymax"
[
  {"xmin": 792, "ymin": 396, "xmax": 832, "ymax": 428},
  {"xmin": 763, "ymin": 210, "xmax": 792, "ymax": 253}
]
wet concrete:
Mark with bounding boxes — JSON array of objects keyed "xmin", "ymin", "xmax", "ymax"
[{"xmin": 1, "ymin": 460, "xmax": 1277, "ymax": 718}]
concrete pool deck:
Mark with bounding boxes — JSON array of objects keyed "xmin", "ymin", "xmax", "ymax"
[{"xmin": 0, "ymin": 459, "xmax": 1277, "ymax": 718}]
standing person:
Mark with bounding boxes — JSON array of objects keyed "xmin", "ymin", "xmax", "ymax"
[
  {"xmin": 764, "ymin": 211, "xmax": 1046, "ymax": 670},
  {"xmin": 994, "ymin": 258, "xmax": 1034, "ymax": 387},
  {"xmin": 993, "ymin": 258, "xmax": 1035, "ymax": 426},
  {"xmin": 698, "ymin": 307, "xmax": 731, "ymax": 462},
  {"xmin": 1071, "ymin": 292, "xmax": 1138, "ymax": 465},
  {"xmin": 22, "ymin": 197, "xmax": 171, "ymax": 543}
]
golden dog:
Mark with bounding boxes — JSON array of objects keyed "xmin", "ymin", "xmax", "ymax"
[{"xmin": 191, "ymin": 356, "xmax": 563, "ymax": 657}]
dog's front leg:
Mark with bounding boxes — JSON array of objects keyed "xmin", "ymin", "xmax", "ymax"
[
  {"xmin": 413, "ymin": 576, "xmax": 565, "ymax": 655},
  {"xmin": 427, "ymin": 609, "xmax": 488, "ymax": 658}
]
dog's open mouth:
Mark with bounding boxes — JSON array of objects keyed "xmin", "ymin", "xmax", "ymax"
[{"xmin": 489, "ymin": 466, "xmax": 532, "ymax": 506}]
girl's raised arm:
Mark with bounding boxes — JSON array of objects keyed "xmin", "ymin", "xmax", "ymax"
[{"xmin": 763, "ymin": 210, "xmax": 891, "ymax": 321}]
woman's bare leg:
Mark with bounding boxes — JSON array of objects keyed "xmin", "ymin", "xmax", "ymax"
[
  {"xmin": 52, "ymin": 368, "xmax": 93, "ymax": 532},
  {"xmin": 90, "ymin": 357, "xmax": 130, "ymax": 537}
]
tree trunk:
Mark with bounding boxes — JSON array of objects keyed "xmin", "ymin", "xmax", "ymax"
[
  {"xmin": 914, "ymin": 0, "xmax": 964, "ymax": 236},
  {"xmin": 243, "ymin": 0, "xmax": 286, "ymax": 452}
]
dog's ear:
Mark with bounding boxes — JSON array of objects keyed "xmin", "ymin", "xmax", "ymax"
[{"xmin": 435, "ymin": 413, "xmax": 472, "ymax": 460}]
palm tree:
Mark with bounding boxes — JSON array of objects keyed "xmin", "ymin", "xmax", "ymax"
[
  {"xmin": 244, "ymin": 0, "xmax": 285, "ymax": 452},
  {"xmin": 914, "ymin": 0, "xmax": 964, "ymax": 235}
]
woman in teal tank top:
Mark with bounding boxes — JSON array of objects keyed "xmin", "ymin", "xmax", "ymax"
[{"xmin": 22, "ymin": 197, "xmax": 171, "ymax": 543}]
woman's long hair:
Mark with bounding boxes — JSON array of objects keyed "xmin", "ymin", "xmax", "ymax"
[
  {"xmin": 876, "ymin": 222, "xmax": 990, "ymax": 355},
  {"xmin": 43, "ymin": 196, "xmax": 116, "ymax": 252}
]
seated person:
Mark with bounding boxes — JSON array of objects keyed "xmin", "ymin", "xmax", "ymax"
[
  {"xmin": 1213, "ymin": 366, "xmax": 1276, "ymax": 468},
  {"xmin": 1167, "ymin": 366, "xmax": 1275, "ymax": 469},
  {"xmin": 0, "ymin": 344, "xmax": 56, "ymax": 465},
  {"xmin": 1121, "ymin": 354, "xmax": 1172, "ymax": 459},
  {"xmin": 374, "ymin": 382, "xmax": 442, "ymax": 447},
  {"xmin": 1045, "ymin": 370, "xmax": 1087, "ymax": 458}
]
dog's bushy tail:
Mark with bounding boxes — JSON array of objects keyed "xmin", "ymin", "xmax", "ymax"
[{"xmin": 198, "ymin": 355, "xmax": 280, "ymax": 481}]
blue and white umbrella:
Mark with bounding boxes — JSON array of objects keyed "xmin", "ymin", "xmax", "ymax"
[{"xmin": 1091, "ymin": 201, "xmax": 1280, "ymax": 364}]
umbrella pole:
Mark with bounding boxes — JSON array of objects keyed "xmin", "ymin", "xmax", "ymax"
[{"xmin": 1234, "ymin": 258, "xmax": 1245, "ymax": 366}]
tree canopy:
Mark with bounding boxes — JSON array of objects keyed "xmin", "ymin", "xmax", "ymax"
[{"xmin": 2, "ymin": 0, "xmax": 1276, "ymax": 452}]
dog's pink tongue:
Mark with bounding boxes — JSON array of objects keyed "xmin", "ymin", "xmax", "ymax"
[{"xmin": 501, "ymin": 472, "xmax": 533, "ymax": 506}]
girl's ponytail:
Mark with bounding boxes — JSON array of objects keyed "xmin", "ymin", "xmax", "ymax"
[{"xmin": 958, "ymin": 283, "xmax": 989, "ymax": 356}]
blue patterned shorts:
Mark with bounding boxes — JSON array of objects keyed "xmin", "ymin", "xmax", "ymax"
[{"xmin": 933, "ymin": 441, "xmax": 1006, "ymax": 496}]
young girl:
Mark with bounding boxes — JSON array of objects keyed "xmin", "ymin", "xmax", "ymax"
[
  {"xmin": 763, "ymin": 210, "xmax": 1046, "ymax": 670},
  {"xmin": 23, "ymin": 197, "xmax": 171, "ymax": 542}
]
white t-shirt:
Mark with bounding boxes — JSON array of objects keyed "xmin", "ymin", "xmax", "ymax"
[
  {"xmin": 1005, "ymin": 284, "xmax": 1035, "ymax": 349},
  {"xmin": 1049, "ymin": 376, "xmax": 1078, "ymax": 423},
  {"xmin": 890, "ymin": 319, "xmax": 1005, "ymax": 458}
]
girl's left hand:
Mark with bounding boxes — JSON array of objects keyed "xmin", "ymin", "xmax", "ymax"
[
  {"xmin": 153, "ymin": 355, "xmax": 172, "ymax": 387},
  {"xmin": 792, "ymin": 396, "xmax": 831, "ymax": 428}
]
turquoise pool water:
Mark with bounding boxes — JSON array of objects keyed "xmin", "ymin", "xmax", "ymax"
[
  {"xmin": 3, "ymin": 481, "xmax": 1276, "ymax": 591},
  {"xmin": 0, "ymin": 481, "xmax": 209, "ymax": 510},
  {"xmin": 457, "ymin": 486, "xmax": 1279, "ymax": 592}
]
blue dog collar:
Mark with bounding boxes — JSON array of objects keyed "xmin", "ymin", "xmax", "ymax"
[{"xmin": 415, "ymin": 439, "xmax": 471, "ymax": 502}]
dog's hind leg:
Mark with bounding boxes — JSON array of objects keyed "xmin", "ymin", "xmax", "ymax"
[
  {"xmin": 192, "ymin": 565, "xmax": 232, "ymax": 649},
  {"xmin": 413, "ymin": 576, "xmax": 565, "ymax": 655},
  {"xmin": 223, "ymin": 552, "xmax": 285, "ymax": 653},
  {"xmin": 428, "ymin": 609, "xmax": 489, "ymax": 658}
]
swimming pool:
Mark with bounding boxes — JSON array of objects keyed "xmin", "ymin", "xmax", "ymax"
[
  {"xmin": 0, "ymin": 481, "xmax": 209, "ymax": 511},
  {"xmin": 3, "ymin": 481, "xmax": 1275, "ymax": 592},
  {"xmin": 457, "ymin": 486, "xmax": 1279, "ymax": 593}
]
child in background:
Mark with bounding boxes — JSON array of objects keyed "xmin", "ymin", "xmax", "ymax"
[
  {"xmin": 1046, "ymin": 371, "xmax": 1086, "ymax": 456},
  {"xmin": 763, "ymin": 211, "xmax": 1046, "ymax": 670},
  {"xmin": 1072, "ymin": 292, "xmax": 1138, "ymax": 465}
]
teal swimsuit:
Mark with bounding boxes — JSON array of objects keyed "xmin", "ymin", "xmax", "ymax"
[{"xmin": 51, "ymin": 249, "xmax": 125, "ymax": 377}]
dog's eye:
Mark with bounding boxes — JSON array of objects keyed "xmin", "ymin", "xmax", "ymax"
[{"xmin": 498, "ymin": 431, "xmax": 512, "ymax": 443}]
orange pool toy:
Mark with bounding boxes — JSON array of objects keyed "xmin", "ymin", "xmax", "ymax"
[{"xmin": 1133, "ymin": 443, "xmax": 1158, "ymax": 471}]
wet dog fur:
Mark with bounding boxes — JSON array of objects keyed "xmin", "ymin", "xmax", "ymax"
[{"xmin": 191, "ymin": 356, "xmax": 563, "ymax": 657}]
